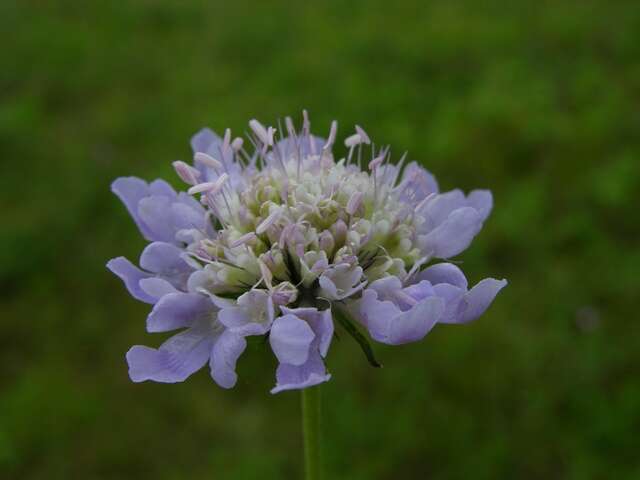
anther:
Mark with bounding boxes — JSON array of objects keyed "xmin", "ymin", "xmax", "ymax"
[
  {"xmin": 249, "ymin": 119, "xmax": 270, "ymax": 145},
  {"xmin": 194, "ymin": 152, "xmax": 223, "ymax": 170},
  {"xmin": 172, "ymin": 160, "xmax": 201, "ymax": 185}
]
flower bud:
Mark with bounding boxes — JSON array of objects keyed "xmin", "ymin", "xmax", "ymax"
[{"xmin": 319, "ymin": 230, "xmax": 335, "ymax": 255}]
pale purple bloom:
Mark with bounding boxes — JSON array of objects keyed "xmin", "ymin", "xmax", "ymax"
[{"xmin": 108, "ymin": 111, "xmax": 506, "ymax": 394}]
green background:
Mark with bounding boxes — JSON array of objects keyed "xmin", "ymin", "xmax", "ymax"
[{"xmin": 2, "ymin": 1, "xmax": 639, "ymax": 478}]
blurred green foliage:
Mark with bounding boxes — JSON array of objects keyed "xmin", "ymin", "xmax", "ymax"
[{"xmin": 1, "ymin": 1, "xmax": 640, "ymax": 479}]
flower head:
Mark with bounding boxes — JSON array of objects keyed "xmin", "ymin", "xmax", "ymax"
[{"xmin": 108, "ymin": 112, "xmax": 506, "ymax": 393}]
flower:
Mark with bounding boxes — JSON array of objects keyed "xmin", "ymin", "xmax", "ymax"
[{"xmin": 108, "ymin": 111, "xmax": 507, "ymax": 393}]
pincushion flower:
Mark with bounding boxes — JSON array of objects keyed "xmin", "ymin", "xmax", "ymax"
[{"xmin": 108, "ymin": 111, "xmax": 507, "ymax": 394}]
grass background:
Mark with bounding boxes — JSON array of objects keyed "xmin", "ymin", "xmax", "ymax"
[{"xmin": 1, "ymin": 1, "xmax": 639, "ymax": 478}]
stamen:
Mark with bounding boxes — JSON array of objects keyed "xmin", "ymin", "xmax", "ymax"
[
  {"xmin": 216, "ymin": 144, "xmax": 232, "ymax": 179},
  {"xmin": 244, "ymin": 131, "xmax": 264, "ymax": 169},
  {"xmin": 414, "ymin": 192, "xmax": 436, "ymax": 213},
  {"xmin": 393, "ymin": 289, "xmax": 418, "ymax": 307},
  {"xmin": 368, "ymin": 155, "xmax": 384, "ymax": 171},
  {"xmin": 323, "ymin": 120, "xmax": 338, "ymax": 152},
  {"xmin": 355, "ymin": 125, "xmax": 371, "ymax": 145},
  {"xmin": 230, "ymin": 232, "xmax": 257, "ymax": 248},
  {"xmin": 277, "ymin": 118, "xmax": 285, "ymax": 143},
  {"xmin": 270, "ymin": 126, "xmax": 288, "ymax": 172},
  {"xmin": 231, "ymin": 137, "xmax": 246, "ymax": 168},
  {"xmin": 204, "ymin": 201, "xmax": 230, "ymax": 230},
  {"xmin": 278, "ymin": 224, "xmax": 294, "ymax": 249},
  {"xmin": 172, "ymin": 160, "xmax": 201, "ymax": 185},
  {"xmin": 213, "ymin": 173, "xmax": 229, "ymax": 191},
  {"xmin": 237, "ymin": 146, "xmax": 253, "ymax": 165},
  {"xmin": 188, "ymin": 181, "xmax": 218, "ymax": 195},
  {"xmin": 222, "ymin": 128, "xmax": 232, "ymax": 153},
  {"xmin": 194, "ymin": 152, "xmax": 223, "ymax": 170},
  {"xmin": 370, "ymin": 149, "xmax": 385, "ymax": 204},
  {"xmin": 256, "ymin": 209, "xmax": 282, "ymax": 234},
  {"xmin": 231, "ymin": 137, "xmax": 243, "ymax": 151},
  {"xmin": 303, "ymin": 109, "xmax": 315, "ymax": 155},
  {"xmin": 249, "ymin": 119, "xmax": 270, "ymax": 145},
  {"xmin": 346, "ymin": 191, "xmax": 364, "ymax": 216},
  {"xmin": 285, "ymin": 116, "xmax": 297, "ymax": 138},
  {"xmin": 345, "ymin": 133, "xmax": 362, "ymax": 148},
  {"xmin": 404, "ymin": 256, "xmax": 430, "ymax": 284},
  {"xmin": 216, "ymin": 180, "xmax": 235, "ymax": 221},
  {"xmin": 187, "ymin": 173, "xmax": 229, "ymax": 196},
  {"xmin": 390, "ymin": 151, "xmax": 408, "ymax": 187},
  {"xmin": 380, "ymin": 146, "xmax": 393, "ymax": 186},
  {"xmin": 302, "ymin": 109, "xmax": 310, "ymax": 132},
  {"xmin": 266, "ymin": 126, "xmax": 276, "ymax": 147},
  {"xmin": 257, "ymin": 259, "xmax": 273, "ymax": 289}
]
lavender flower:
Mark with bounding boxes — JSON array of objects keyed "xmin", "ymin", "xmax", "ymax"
[{"xmin": 108, "ymin": 111, "xmax": 506, "ymax": 393}]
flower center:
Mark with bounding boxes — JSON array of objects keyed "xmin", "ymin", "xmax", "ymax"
[{"xmin": 185, "ymin": 127, "xmax": 424, "ymax": 300}]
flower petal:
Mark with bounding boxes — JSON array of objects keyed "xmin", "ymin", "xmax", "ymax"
[
  {"xmin": 281, "ymin": 307, "xmax": 333, "ymax": 358},
  {"xmin": 467, "ymin": 190, "xmax": 493, "ymax": 222},
  {"xmin": 419, "ymin": 190, "xmax": 466, "ymax": 227},
  {"xmin": 416, "ymin": 262, "xmax": 468, "ymax": 289},
  {"xmin": 270, "ymin": 351, "xmax": 331, "ymax": 394},
  {"xmin": 111, "ymin": 177, "xmax": 158, "ymax": 241},
  {"xmin": 210, "ymin": 330, "xmax": 247, "ymax": 389},
  {"xmin": 402, "ymin": 280, "xmax": 437, "ymax": 305},
  {"xmin": 386, "ymin": 296, "xmax": 445, "ymax": 345},
  {"xmin": 140, "ymin": 241, "xmax": 191, "ymax": 287},
  {"xmin": 419, "ymin": 207, "xmax": 483, "ymax": 259},
  {"xmin": 148, "ymin": 179, "xmax": 177, "ymax": 197},
  {"xmin": 218, "ymin": 290, "xmax": 274, "ymax": 336},
  {"xmin": 319, "ymin": 264, "xmax": 365, "ymax": 300},
  {"xmin": 126, "ymin": 323, "xmax": 213, "ymax": 383},
  {"xmin": 359, "ymin": 289, "xmax": 445, "ymax": 345},
  {"xmin": 269, "ymin": 314, "xmax": 315, "ymax": 366},
  {"xmin": 170, "ymin": 200, "xmax": 206, "ymax": 232},
  {"xmin": 314, "ymin": 310, "xmax": 333, "ymax": 358},
  {"xmin": 139, "ymin": 277, "xmax": 178, "ymax": 300},
  {"xmin": 432, "ymin": 283, "xmax": 466, "ymax": 324},
  {"xmin": 137, "ymin": 195, "xmax": 176, "ymax": 244},
  {"xmin": 367, "ymin": 276, "xmax": 403, "ymax": 298},
  {"xmin": 106, "ymin": 256, "xmax": 154, "ymax": 304},
  {"xmin": 458, "ymin": 278, "xmax": 507, "ymax": 324},
  {"xmin": 191, "ymin": 127, "xmax": 222, "ymax": 155},
  {"xmin": 146, "ymin": 292, "xmax": 214, "ymax": 333},
  {"xmin": 395, "ymin": 161, "xmax": 439, "ymax": 205},
  {"xmin": 218, "ymin": 307, "xmax": 270, "ymax": 336},
  {"xmin": 358, "ymin": 290, "xmax": 402, "ymax": 342}
]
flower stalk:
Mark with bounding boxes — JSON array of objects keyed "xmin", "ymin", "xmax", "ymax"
[{"xmin": 302, "ymin": 385, "xmax": 322, "ymax": 480}]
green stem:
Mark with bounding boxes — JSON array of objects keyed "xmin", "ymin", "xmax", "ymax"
[{"xmin": 301, "ymin": 385, "xmax": 322, "ymax": 480}]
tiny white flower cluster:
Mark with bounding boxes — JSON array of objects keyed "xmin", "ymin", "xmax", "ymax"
[{"xmin": 181, "ymin": 124, "xmax": 426, "ymax": 304}]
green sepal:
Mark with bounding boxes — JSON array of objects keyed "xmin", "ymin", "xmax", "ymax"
[{"xmin": 334, "ymin": 306, "xmax": 382, "ymax": 368}]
